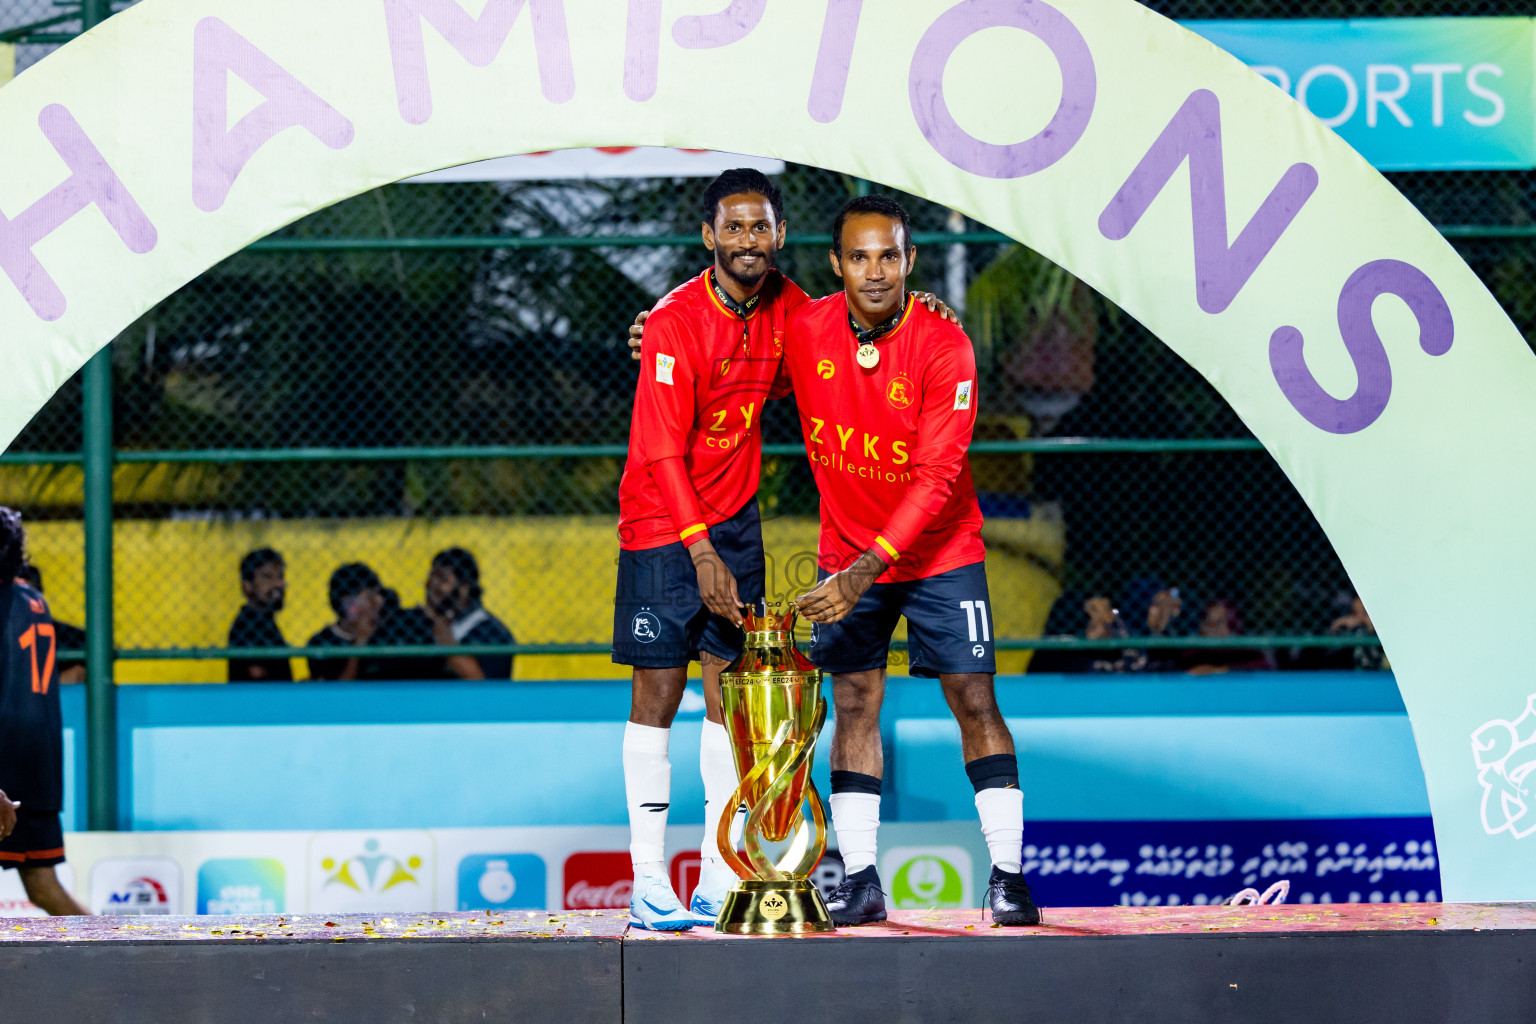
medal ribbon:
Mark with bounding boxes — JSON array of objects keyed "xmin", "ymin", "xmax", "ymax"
[
  {"xmin": 847, "ymin": 293, "xmax": 912, "ymax": 345},
  {"xmin": 710, "ymin": 269, "xmax": 762, "ymax": 324}
]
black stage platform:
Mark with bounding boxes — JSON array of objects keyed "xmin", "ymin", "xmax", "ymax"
[{"xmin": 3, "ymin": 903, "xmax": 1532, "ymax": 1023}]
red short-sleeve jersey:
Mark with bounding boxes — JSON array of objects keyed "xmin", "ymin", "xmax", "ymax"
[
  {"xmin": 618, "ymin": 268, "xmax": 809, "ymax": 551},
  {"xmin": 784, "ymin": 293, "xmax": 985, "ymax": 583}
]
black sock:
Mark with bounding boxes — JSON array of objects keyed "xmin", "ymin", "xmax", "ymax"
[
  {"xmin": 965, "ymin": 753, "xmax": 1019, "ymax": 793},
  {"xmin": 830, "ymin": 770, "xmax": 882, "ymax": 795}
]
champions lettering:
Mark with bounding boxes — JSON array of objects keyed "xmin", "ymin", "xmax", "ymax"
[{"xmin": 0, "ymin": 0, "xmax": 1455, "ymax": 435}]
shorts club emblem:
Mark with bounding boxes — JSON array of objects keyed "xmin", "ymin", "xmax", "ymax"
[
  {"xmin": 972, "ymin": 644, "xmax": 985, "ymax": 658},
  {"xmin": 632, "ymin": 612, "xmax": 662, "ymax": 644}
]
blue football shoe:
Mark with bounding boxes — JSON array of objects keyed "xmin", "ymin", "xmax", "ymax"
[
  {"xmin": 690, "ymin": 863, "xmax": 738, "ymax": 927},
  {"xmin": 629, "ymin": 874, "xmax": 695, "ymax": 931}
]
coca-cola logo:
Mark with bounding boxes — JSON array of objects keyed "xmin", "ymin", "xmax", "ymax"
[
  {"xmin": 566, "ymin": 879, "xmax": 633, "ymax": 909},
  {"xmin": 563, "ymin": 852, "xmax": 632, "ymax": 910}
]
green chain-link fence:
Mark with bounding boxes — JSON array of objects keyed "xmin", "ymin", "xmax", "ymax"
[{"xmin": 8, "ymin": 0, "xmax": 1532, "ymax": 683}]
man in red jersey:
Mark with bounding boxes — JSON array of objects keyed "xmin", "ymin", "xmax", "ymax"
[
  {"xmin": 615, "ymin": 168, "xmax": 809, "ymax": 930},
  {"xmin": 787, "ymin": 195, "xmax": 1039, "ymax": 927},
  {"xmin": 617, "ymin": 176, "xmax": 959, "ymax": 930}
]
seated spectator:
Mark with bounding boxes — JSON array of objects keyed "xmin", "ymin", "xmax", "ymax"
[
  {"xmin": 17, "ymin": 565, "xmax": 85, "ymax": 685},
  {"xmin": 1084, "ymin": 593, "xmax": 1143, "ymax": 673},
  {"xmin": 1026, "ymin": 590, "xmax": 1091, "ymax": 673},
  {"xmin": 1119, "ymin": 577, "xmax": 1182, "ymax": 672},
  {"xmin": 1329, "ymin": 594, "xmax": 1387, "ymax": 671},
  {"xmin": 227, "ymin": 548, "xmax": 291, "ymax": 683},
  {"xmin": 1180, "ymin": 599, "xmax": 1271, "ymax": 675},
  {"xmin": 1029, "ymin": 591, "xmax": 1146, "ymax": 674},
  {"xmin": 307, "ymin": 564, "xmax": 387, "ymax": 682},
  {"xmin": 382, "ymin": 549, "xmax": 514, "ymax": 680}
]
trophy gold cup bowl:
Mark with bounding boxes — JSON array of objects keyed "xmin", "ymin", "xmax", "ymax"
[{"xmin": 713, "ymin": 604, "xmax": 835, "ymax": 934}]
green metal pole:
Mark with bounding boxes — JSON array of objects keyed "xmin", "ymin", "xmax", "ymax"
[
  {"xmin": 83, "ymin": 357, "xmax": 115, "ymax": 831},
  {"xmin": 81, "ymin": 0, "xmax": 110, "ymax": 29},
  {"xmin": 82, "ymin": 0, "xmax": 116, "ymax": 832}
]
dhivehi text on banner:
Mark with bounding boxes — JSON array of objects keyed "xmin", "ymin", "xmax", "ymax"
[{"xmin": 1187, "ymin": 19, "xmax": 1536, "ymax": 169}]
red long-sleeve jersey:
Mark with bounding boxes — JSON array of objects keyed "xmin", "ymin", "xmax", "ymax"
[
  {"xmin": 618, "ymin": 268, "xmax": 808, "ymax": 551},
  {"xmin": 784, "ymin": 293, "xmax": 985, "ymax": 583}
]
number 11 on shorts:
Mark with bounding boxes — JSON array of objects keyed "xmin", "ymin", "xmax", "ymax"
[{"xmin": 960, "ymin": 600, "xmax": 990, "ymax": 643}]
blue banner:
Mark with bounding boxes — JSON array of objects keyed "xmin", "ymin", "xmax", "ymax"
[
  {"xmin": 1023, "ymin": 817, "xmax": 1440, "ymax": 907},
  {"xmin": 1187, "ymin": 19, "xmax": 1536, "ymax": 169}
]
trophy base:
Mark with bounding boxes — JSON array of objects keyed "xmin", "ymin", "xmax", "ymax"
[{"xmin": 715, "ymin": 879, "xmax": 835, "ymax": 935}]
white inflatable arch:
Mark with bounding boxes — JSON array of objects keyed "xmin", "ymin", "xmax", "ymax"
[{"xmin": 2, "ymin": 0, "xmax": 1534, "ymax": 900}]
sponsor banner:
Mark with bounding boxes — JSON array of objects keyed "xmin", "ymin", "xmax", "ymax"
[
  {"xmin": 563, "ymin": 851, "xmax": 633, "ymax": 910},
  {"xmin": 1022, "ymin": 817, "xmax": 1440, "ymax": 907},
  {"xmin": 881, "ymin": 846, "xmax": 975, "ymax": 910},
  {"xmin": 457, "ymin": 853, "xmax": 545, "ymax": 912},
  {"xmin": 308, "ymin": 831, "xmax": 435, "ymax": 914},
  {"xmin": 90, "ymin": 857, "xmax": 181, "ymax": 916},
  {"xmin": 198, "ymin": 858, "xmax": 285, "ymax": 915},
  {"xmin": 406, "ymin": 147, "xmax": 784, "ymax": 184},
  {"xmin": 36, "ymin": 818, "xmax": 1442, "ymax": 917},
  {"xmin": 1187, "ymin": 19, "xmax": 1536, "ymax": 169}
]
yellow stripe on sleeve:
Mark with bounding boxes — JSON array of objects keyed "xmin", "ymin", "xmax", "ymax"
[
  {"xmin": 679, "ymin": 523, "xmax": 709, "ymax": 542},
  {"xmin": 875, "ymin": 535, "xmax": 900, "ymax": 561}
]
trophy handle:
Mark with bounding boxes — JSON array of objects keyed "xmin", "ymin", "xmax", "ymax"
[
  {"xmin": 734, "ymin": 697, "xmax": 829, "ymax": 881},
  {"xmin": 767, "ymin": 697, "xmax": 828, "ymax": 879},
  {"xmin": 717, "ymin": 720, "xmax": 791, "ymax": 881}
]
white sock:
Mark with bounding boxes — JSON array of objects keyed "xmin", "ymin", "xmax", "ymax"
[
  {"xmin": 829, "ymin": 792, "xmax": 881, "ymax": 876},
  {"xmin": 699, "ymin": 718, "xmax": 737, "ymax": 867},
  {"xmin": 624, "ymin": 721, "xmax": 671, "ymax": 875},
  {"xmin": 975, "ymin": 787, "xmax": 1024, "ymax": 874}
]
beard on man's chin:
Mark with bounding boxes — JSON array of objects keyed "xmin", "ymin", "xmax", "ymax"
[{"xmin": 718, "ymin": 247, "xmax": 776, "ymax": 289}]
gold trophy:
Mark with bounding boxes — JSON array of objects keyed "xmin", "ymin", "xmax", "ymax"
[{"xmin": 713, "ymin": 602, "xmax": 835, "ymax": 934}]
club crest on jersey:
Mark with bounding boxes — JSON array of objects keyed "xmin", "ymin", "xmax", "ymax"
[
  {"xmin": 954, "ymin": 380, "xmax": 973, "ymax": 411},
  {"xmin": 887, "ymin": 375, "xmax": 914, "ymax": 410},
  {"xmin": 817, "ymin": 359, "xmax": 835, "ymax": 380},
  {"xmin": 656, "ymin": 354, "xmax": 676, "ymax": 385}
]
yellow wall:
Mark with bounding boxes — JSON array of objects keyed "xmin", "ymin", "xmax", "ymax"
[{"xmin": 24, "ymin": 513, "xmax": 1060, "ymax": 682}]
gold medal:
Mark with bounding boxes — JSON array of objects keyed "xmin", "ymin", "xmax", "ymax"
[{"xmin": 856, "ymin": 343, "xmax": 880, "ymax": 369}]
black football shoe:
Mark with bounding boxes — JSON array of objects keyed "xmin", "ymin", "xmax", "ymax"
[
  {"xmin": 826, "ymin": 866, "xmax": 888, "ymax": 927},
  {"xmin": 986, "ymin": 866, "xmax": 1042, "ymax": 926}
]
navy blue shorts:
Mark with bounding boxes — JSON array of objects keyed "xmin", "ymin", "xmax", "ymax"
[
  {"xmin": 612, "ymin": 501, "xmax": 766, "ymax": 668},
  {"xmin": 0, "ymin": 810, "xmax": 66, "ymax": 870},
  {"xmin": 809, "ymin": 561, "xmax": 996, "ymax": 678}
]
